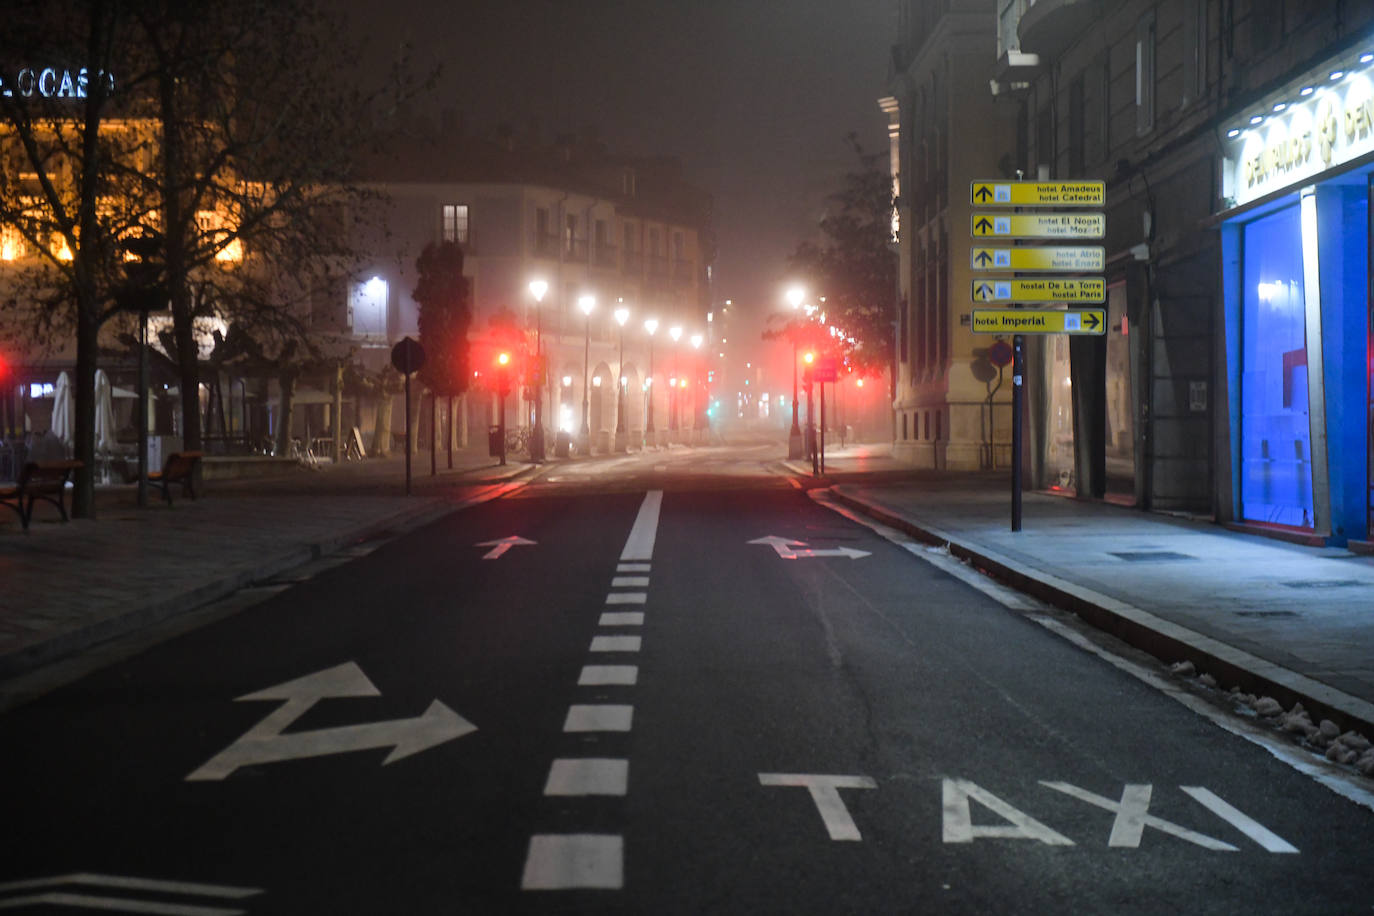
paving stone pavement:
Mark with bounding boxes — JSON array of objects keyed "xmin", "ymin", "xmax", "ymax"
[{"xmin": 0, "ymin": 447, "xmax": 530, "ymax": 677}]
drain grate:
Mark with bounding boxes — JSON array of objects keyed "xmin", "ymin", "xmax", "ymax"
[
  {"xmin": 1234, "ymin": 610, "xmax": 1300, "ymax": 618},
  {"xmin": 1109, "ymin": 551, "xmax": 1195, "ymax": 562},
  {"xmin": 1280, "ymin": 579, "xmax": 1363, "ymax": 589}
]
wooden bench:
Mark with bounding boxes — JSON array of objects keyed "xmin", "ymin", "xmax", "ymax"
[
  {"xmin": 149, "ymin": 450, "xmax": 204, "ymax": 505},
  {"xmin": 0, "ymin": 460, "xmax": 83, "ymax": 530}
]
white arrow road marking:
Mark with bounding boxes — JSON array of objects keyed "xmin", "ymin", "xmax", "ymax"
[
  {"xmin": 476, "ymin": 535, "xmax": 537, "ymax": 559},
  {"xmin": 0, "ymin": 893, "xmax": 243, "ymax": 914},
  {"xmin": 186, "ymin": 662, "xmax": 476, "ymax": 781},
  {"xmin": 1041, "ymin": 782, "xmax": 1238, "ymax": 850},
  {"xmin": 0, "ymin": 873, "xmax": 262, "ymax": 915},
  {"xmin": 748, "ymin": 535, "xmax": 871, "ymax": 560},
  {"xmin": 758, "ymin": 774, "xmax": 877, "ymax": 841}
]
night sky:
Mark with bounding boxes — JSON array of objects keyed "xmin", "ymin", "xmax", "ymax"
[{"xmin": 344, "ymin": 0, "xmax": 894, "ymax": 317}]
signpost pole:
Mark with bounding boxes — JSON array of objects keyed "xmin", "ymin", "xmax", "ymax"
[
  {"xmin": 1011, "ymin": 334, "xmax": 1024, "ymax": 532},
  {"xmin": 820, "ymin": 381, "xmax": 826, "ymax": 476},
  {"xmin": 403, "ymin": 372, "xmax": 412, "ymax": 496},
  {"xmin": 137, "ymin": 310, "xmax": 149, "ymax": 508}
]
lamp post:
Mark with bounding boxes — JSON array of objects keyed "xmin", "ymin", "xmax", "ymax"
[
  {"xmin": 668, "ymin": 325, "xmax": 682, "ymax": 440},
  {"xmin": 643, "ymin": 318, "xmax": 658, "ymax": 446},
  {"xmin": 578, "ymin": 294, "xmax": 595, "ymax": 452},
  {"xmin": 528, "ymin": 279, "xmax": 548, "ymax": 461},
  {"xmin": 614, "ymin": 303, "xmax": 629, "ymax": 452},
  {"xmin": 785, "ymin": 285, "xmax": 804, "ymax": 459},
  {"xmin": 689, "ymin": 332, "xmax": 703, "ymax": 441}
]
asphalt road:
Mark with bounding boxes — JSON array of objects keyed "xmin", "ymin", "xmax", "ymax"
[{"xmin": 2, "ymin": 448, "xmax": 1372, "ymax": 914}]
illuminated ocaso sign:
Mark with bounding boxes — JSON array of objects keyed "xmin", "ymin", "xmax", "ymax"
[
  {"xmin": 0, "ymin": 67, "xmax": 115, "ymax": 99},
  {"xmin": 1227, "ymin": 71, "xmax": 1374, "ymax": 206}
]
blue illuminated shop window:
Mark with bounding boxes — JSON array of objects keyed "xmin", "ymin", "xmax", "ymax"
[{"xmin": 1240, "ymin": 204, "xmax": 1314, "ymax": 527}]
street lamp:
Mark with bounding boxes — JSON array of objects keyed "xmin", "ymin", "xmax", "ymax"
[
  {"xmin": 690, "ymin": 332, "xmax": 703, "ymax": 439},
  {"xmin": 785, "ymin": 286, "xmax": 805, "ymax": 459},
  {"xmin": 643, "ymin": 318, "xmax": 658, "ymax": 445},
  {"xmin": 668, "ymin": 325, "xmax": 682, "ymax": 438},
  {"xmin": 614, "ymin": 303, "xmax": 630, "ymax": 452},
  {"xmin": 528, "ymin": 279, "xmax": 548, "ymax": 461},
  {"xmin": 578, "ymin": 294, "xmax": 595, "ymax": 451}
]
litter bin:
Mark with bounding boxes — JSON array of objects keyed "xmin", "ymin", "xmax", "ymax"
[
  {"xmin": 488, "ymin": 425, "xmax": 501, "ymax": 457},
  {"xmin": 554, "ymin": 430, "xmax": 571, "ymax": 458}
]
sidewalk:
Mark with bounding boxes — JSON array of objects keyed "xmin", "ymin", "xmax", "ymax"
[
  {"xmin": 791, "ymin": 444, "xmax": 1374, "ymax": 743},
  {"xmin": 0, "ymin": 446, "xmax": 531, "ymax": 679}
]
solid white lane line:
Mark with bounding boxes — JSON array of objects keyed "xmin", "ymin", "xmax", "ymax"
[
  {"xmin": 619, "ymin": 490, "xmax": 663, "ymax": 561},
  {"xmin": 563, "ymin": 705, "xmax": 634, "ymax": 732},
  {"xmin": 521, "ymin": 834, "xmax": 624, "ymax": 890},
  {"xmin": 1180, "ymin": 786, "xmax": 1300, "ymax": 853},
  {"xmin": 578, "ymin": 665, "xmax": 638, "ymax": 686},
  {"xmin": 611, "ymin": 576, "xmax": 650, "ymax": 587},
  {"xmin": 617, "ymin": 563, "xmax": 650, "ymax": 572},
  {"xmin": 544, "ymin": 759, "xmax": 629, "ymax": 796},
  {"xmin": 605, "ymin": 593, "xmax": 646, "ymax": 605},
  {"xmin": 599, "ymin": 612, "xmax": 644, "ymax": 627},
  {"xmin": 589, "ymin": 635, "xmax": 641, "ymax": 653}
]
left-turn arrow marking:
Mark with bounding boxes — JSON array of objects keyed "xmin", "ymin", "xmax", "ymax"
[{"xmin": 476, "ymin": 535, "xmax": 537, "ymax": 559}]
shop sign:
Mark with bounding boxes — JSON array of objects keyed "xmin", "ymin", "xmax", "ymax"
[
  {"xmin": 1229, "ymin": 72, "xmax": 1374, "ymax": 206},
  {"xmin": 0, "ymin": 66, "xmax": 115, "ymax": 99}
]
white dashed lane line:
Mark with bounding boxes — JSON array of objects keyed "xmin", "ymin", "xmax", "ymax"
[{"xmin": 522, "ymin": 491, "xmax": 662, "ymax": 892}]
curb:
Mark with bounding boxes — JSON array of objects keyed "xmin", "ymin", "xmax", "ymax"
[
  {"xmin": 0, "ymin": 497, "xmax": 456, "ymax": 681},
  {"xmin": 827, "ymin": 485, "xmax": 1374, "ymax": 737}
]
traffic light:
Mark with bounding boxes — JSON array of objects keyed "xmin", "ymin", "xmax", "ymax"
[
  {"xmin": 496, "ymin": 351, "xmax": 512, "ymax": 396},
  {"xmin": 803, "ymin": 351, "xmax": 815, "ymax": 365}
]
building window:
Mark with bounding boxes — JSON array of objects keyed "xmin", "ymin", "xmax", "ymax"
[
  {"xmin": 1240, "ymin": 203, "xmax": 1312, "ymax": 528},
  {"xmin": 1136, "ymin": 11, "xmax": 1155, "ymax": 137},
  {"xmin": 441, "ymin": 204, "xmax": 469, "ymax": 245},
  {"xmin": 349, "ymin": 276, "xmax": 388, "ymax": 339}
]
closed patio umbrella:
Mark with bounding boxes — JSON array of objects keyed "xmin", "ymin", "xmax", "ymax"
[
  {"xmin": 95, "ymin": 369, "xmax": 118, "ymax": 453},
  {"xmin": 50, "ymin": 371, "xmax": 73, "ymax": 447}
]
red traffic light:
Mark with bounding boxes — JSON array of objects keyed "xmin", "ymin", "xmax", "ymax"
[{"xmin": 497, "ymin": 352, "xmax": 511, "ymax": 367}]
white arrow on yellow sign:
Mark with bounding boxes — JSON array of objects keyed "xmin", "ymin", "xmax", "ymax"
[
  {"xmin": 970, "ymin": 309, "xmax": 1106, "ymax": 335},
  {"xmin": 971, "ymin": 277, "xmax": 1105, "ymax": 303},
  {"xmin": 971, "ymin": 180, "xmax": 1105, "ymax": 206},
  {"xmin": 971, "ymin": 246, "xmax": 1105, "ymax": 272},
  {"xmin": 972, "ymin": 213, "xmax": 1105, "ymax": 239}
]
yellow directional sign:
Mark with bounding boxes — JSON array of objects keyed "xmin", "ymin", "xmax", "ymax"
[
  {"xmin": 970, "ymin": 309, "xmax": 1106, "ymax": 335},
  {"xmin": 970, "ymin": 180, "xmax": 1105, "ymax": 206},
  {"xmin": 970, "ymin": 246, "xmax": 1105, "ymax": 272},
  {"xmin": 971, "ymin": 277, "xmax": 1105, "ymax": 303},
  {"xmin": 972, "ymin": 213, "xmax": 1105, "ymax": 238}
]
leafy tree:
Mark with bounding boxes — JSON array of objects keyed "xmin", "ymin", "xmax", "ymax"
[{"xmin": 787, "ymin": 134, "xmax": 897, "ymax": 377}]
